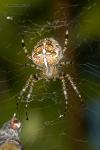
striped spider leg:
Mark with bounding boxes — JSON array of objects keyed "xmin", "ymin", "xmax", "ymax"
[
  {"xmin": 17, "ymin": 74, "xmax": 40, "ymax": 120},
  {"xmin": 59, "ymin": 29, "xmax": 83, "ymax": 112},
  {"xmin": 21, "ymin": 39, "xmax": 32, "ymax": 60},
  {"xmin": 60, "ymin": 73, "xmax": 82, "ymax": 113}
]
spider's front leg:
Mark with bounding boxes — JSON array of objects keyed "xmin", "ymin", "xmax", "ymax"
[
  {"xmin": 17, "ymin": 74, "xmax": 39, "ymax": 120},
  {"xmin": 63, "ymin": 29, "xmax": 69, "ymax": 54},
  {"xmin": 21, "ymin": 39, "xmax": 32, "ymax": 60}
]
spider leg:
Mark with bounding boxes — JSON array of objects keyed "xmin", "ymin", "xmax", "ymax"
[
  {"xmin": 21, "ymin": 39, "xmax": 32, "ymax": 60},
  {"xmin": 25, "ymin": 80, "xmax": 34, "ymax": 120},
  {"xmin": 25, "ymin": 74, "xmax": 40, "ymax": 120},
  {"xmin": 17, "ymin": 75, "xmax": 33, "ymax": 101},
  {"xmin": 60, "ymin": 76, "xmax": 68, "ymax": 112},
  {"xmin": 62, "ymin": 29, "xmax": 69, "ymax": 54},
  {"xmin": 24, "ymin": 63, "xmax": 35, "ymax": 68},
  {"xmin": 17, "ymin": 75, "xmax": 33, "ymax": 113},
  {"xmin": 17, "ymin": 74, "xmax": 39, "ymax": 120},
  {"xmin": 66, "ymin": 74, "xmax": 83, "ymax": 102}
]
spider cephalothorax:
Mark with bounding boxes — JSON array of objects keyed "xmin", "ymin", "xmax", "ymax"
[{"xmin": 19, "ymin": 30, "xmax": 82, "ymax": 119}]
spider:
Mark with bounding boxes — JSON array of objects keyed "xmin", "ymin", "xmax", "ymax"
[{"xmin": 17, "ymin": 30, "xmax": 82, "ymax": 119}]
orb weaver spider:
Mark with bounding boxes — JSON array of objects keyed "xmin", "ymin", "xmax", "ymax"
[{"xmin": 17, "ymin": 30, "xmax": 82, "ymax": 119}]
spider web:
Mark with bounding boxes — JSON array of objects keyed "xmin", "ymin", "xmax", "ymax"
[{"xmin": 0, "ymin": 0, "xmax": 100, "ymax": 150}]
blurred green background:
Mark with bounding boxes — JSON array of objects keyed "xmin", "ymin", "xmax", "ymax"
[{"xmin": 0, "ymin": 0, "xmax": 100, "ymax": 150}]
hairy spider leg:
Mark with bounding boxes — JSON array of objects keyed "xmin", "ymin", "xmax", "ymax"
[
  {"xmin": 17, "ymin": 75, "xmax": 33, "ymax": 113},
  {"xmin": 66, "ymin": 74, "xmax": 83, "ymax": 102},
  {"xmin": 17, "ymin": 74, "xmax": 39, "ymax": 120},
  {"xmin": 25, "ymin": 80, "xmax": 34, "ymax": 120},
  {"xmin": 25, "ymin": 75, "xmax": 40, "ymax": 119},
  {"xmin": 21, "ymin": 39, "xmax": 31, "ymax": 59},
  {"xmin": 17, "ymin": 75, "xmax": 33, "ymax": 119},
  {"xmin": 18, "ymin": 75, "xmax": 33, "ymax": 101},
  {"xmin": 60, "ymin": 76, "xmax": 68, "ymax": 112},
  {"xmin": 62, "ymin": 29, "xmax": 69, "ymax": 54}
]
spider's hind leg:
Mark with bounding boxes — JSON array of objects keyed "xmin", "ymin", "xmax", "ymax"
[
  {"xmin": 24, "ymin": 74, "xmax": 40, "ymax": 120},
  {"xmin": 17, "ymin": 75, "xmax": 33, "ymax": 101},
  {"xmin": 60, "ymin": 73, "xmax": 83, "ymax": 113},
  {"xmin": 60, "ymin": 75, "xmax": 68, "ymax": 112},
  {"xmin": 66, "ymin": 74, "xmax": 83, "ymax": 102},
  {"xmin": 17, "ymin": 74, "xmax": 40, "ymax": 120},
  {"xmin": 17, "ymin": 75, "xmax": 33, "ymax": 112},
  {"xmin": 25, "ymin": 80, "xmax": 34, "ymax": 120}
]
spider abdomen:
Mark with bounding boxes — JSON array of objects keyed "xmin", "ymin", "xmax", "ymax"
[{"xmin": 32, "ymin": 38, "xmax": 63, "ymax": 67}]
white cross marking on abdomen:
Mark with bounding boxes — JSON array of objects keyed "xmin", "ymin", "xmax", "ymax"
[{"xmin": 42, "ymin": 42, "xmax": 48, "ymax": 68}]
